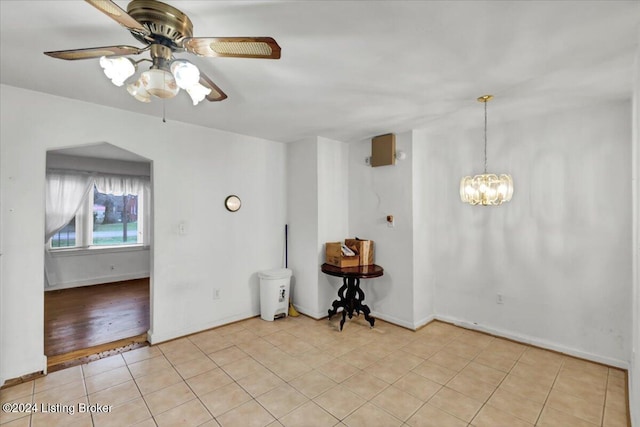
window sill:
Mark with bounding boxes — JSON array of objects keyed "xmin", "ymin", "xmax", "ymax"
[{"xmin": 49, "ymin": 245, "xmax": 149, "ymax": 257}]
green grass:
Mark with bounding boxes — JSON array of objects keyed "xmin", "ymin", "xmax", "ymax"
[{"xmin": 94, "ymin": 221, "xmax": 138, "ymax": 232}]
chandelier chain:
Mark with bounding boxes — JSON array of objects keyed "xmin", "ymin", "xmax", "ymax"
[{"xmin": 483, "ymin": 99, "xmax": 487, "ymax": 174}]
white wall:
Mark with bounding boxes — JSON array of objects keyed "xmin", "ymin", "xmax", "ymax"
[
  {"xmin": 417, "ymin": 101, "xmax": 632, "ymax": 368},
  {"xmin": 348, "ymin": 131, "xmax": 415, "ymax": 328},
  {"xmin": 287, "ymin": 137, "xmax": 349, "ymax": 318},
  {"xmin": 287, "ymin": 138, "xmax": 319, "ymax": 316},
  {"xmin": 46, "ymin": 247, "xmax": 150, "ymax": 290},
  {"xmin": 0, "ymin": 85, "xmax": 287, "ymax": 382},
  {"xmin": 630, "ymin": 31, "xmax": 640, "ymax": 426},
  {"xmin": 317, "ymin": 137, "xmax": 350, "ymax": 315}
]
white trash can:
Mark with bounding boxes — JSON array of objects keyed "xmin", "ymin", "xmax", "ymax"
[{"xmin": 259, "ymin": 268, "xmax": 292, "ymax": 321}]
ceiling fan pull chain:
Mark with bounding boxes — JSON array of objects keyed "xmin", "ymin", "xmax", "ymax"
[{"xmin": 162, "ymin": 98, "xmax": 166, "ymax": 123}]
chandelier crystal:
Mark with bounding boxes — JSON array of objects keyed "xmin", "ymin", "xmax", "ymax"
[{"xmin": 460, "ymin": 95, "xmax": 514, "ymax": 206}]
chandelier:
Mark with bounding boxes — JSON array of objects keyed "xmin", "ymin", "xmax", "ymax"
[
  {"xmin": 99, "ymin": 45, "xmax": 211, "ymax": 106},
  {"xmin": 460, "ymin": 95, "xmax": 514, "ymax": 206}
]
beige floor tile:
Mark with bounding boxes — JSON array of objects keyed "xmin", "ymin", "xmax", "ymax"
[
  {"xmin": 0, "ymin": 414, "xmax": 31, "ymax": 426},
  {"xmin": 603, "ymin": 404, "xmax": 630, "ymax": 427},
  {"xmin": 340, "ymin": 349, "xmax": 378, "ymax": 370},
  {"xmin": 31, "ymin": 397, "xmax": 91, "ymax": 427},
  {"xmin": 563, "ymin": 357, "xmax": 609, "ymax": 378},
  {"xmin": 342, "ymin": 371, "xmax": 388, "ymax": 400},
  {"xmin": 316, "ymin": 360, "xmax": 361, "ymax": 383},
  {"xmin": 131, "ymin": 418, "xmax": 158, "ymax": 427},
  {"xmin": 607, "ymin": 375, "xmax": 626, "ymax": 393},
  {"xmin": 186, "ymin": 367, "xmax": 234, "ymax": 397},
  {"xmin": 33, "ymin": 379, "xmax": 86, "ymax": 404},
  {"xmin": 406, "ymin": 403, "xmax": 468, "ymax": 427},
  {"xmin": 217, "ymin": 399, "xmax": 276, "ymax": 427},
  {"xmin": 0, "ymin": 381, "xmax": 33, "ymax": 404},
  {"xmin": 560, "ymin": 365, "xmax": 608, "ymax": 389},
  {"xmin": 134, "ymin": 366, "xmax": 183, "ymax": 395},
  {"xmin": 34, "ymin": 365, "xmax": 83, "ymax": 393},
  {"xmin": 222, "ymin": 357, "xmax": 269, "ymax": 381},
  {"xmin": 158, "ymin": 338, "xmax": 197, "ymax": 354},
  {"xmin": 605, "ymin": 385, "xmax": 628, "ymax": 414},
  {"xmin": 343, "ymin": 402, "xmax": 402, "ymax": 427},
  {"xmin": 272, "ymin": 360, "xmax": 314, "ymax": 382},
  {"xmin": 545, "ymin": 389, "xmax": 603, "ymax": 425},
  {"xmin": 553, "ymin": 373, "xmax": 605, "ymax": 404},
  {"xmin": 460, "ymin": 361, "xmax": 506, "ymax": 386},
  {"xmin": 608, "ymin": 368, "xmax": 626, "ymax": 379},
  {"xmin": 519, "ymin": 347, "xmax": 564, "ymax": 367},
  {"xmin": 0, "ymin": 397, "xmax": 34, "ymax": 425},
  {"xmin": 82, "ymin": 355, "xmax": 126, "ymax": 378},
  {"xmin": 161, "ymin": 346, "xmax": 205, "ymax": 366},
  {"xmin": 473, "ymin": 349, "xmax": 517, "ymax": 372},
  {"xmin": 401, "ymin": 341, "xmax": 440, "ymax": 359},
  {"xmin": 370, "ymin": 385, "xmax": 423, "ymax": 421},
  {"xmin": 471, "ymin": 404, "xmax": 533, "ymax": 427},
  {"xmin": 142, "ymin": 381, "xmax": 195, "ymax": 415},
  {"xmin": 122, "ymin": 346, "xmax": 162, "ymax": 365},
  {"xmin": 174, "ymin": 354, "xmax": 217, "ymax": 379},
  {"xmin": 486, "ymin": 338, "xmax": 527, "ymax": 360},
  {"xmin": 447, "ymin": 372, "xmax": 496, "ymax": 402},
  {"xmin": 367, "ymin": 360, "xmax": 408, "ymax": 384},
  {"xmin": 154, "ymin": 398, "xmax": 213, "ymax": 427},
  {"xmin": 85, "ymin": 365, "xmax": 132, "ymax": 394},
  {"xmin": 381, "ymin": 350, "xmax": 425, "ymax": 371},
  {"xmin": 427, "ymin": 387, "xmax": 483, "ymax": 422},
  {"xmin": 314, "ymin": 384, "xmax": 366, "ymax": 420},
  {"xmin": 208, "ymin": 345, "xmax": 248, "ymax": 366},
  {"xmin": 486, "ymin": 387, "xmax": 543, "ymax": 424},
  {"xmin": 289, "ymin": 370, "xmax": 337, "ymax": 399},
  {"xmin": 536, "ymin": 406, "xmax": 599, "ymax": 427},
  {"xmin": 257, "ymin": 383, "xmax": 309, "ymax": 419},
  {"xmin": 92, "ymin": 396, "xmax": 151, "ymax": 427},
  {"xmin": 412, "ymin": 360, "xmax": 457, "ymax": 385},
  {"xmin": 200, "ymin": 382, "xmax": 252, "ymax": 417},
  {"xmin": 429, "ymin": 350, "xmax": 471, "ymax": 372},
  {"xmin": 392, "ymin": 371, "xmax": 441, "ymax": 401},
  {"xmin": 127, "ymin": 356, "xmax": 172, "ymax": 379},
  {"xmin": 510, "ymin": 361, "xmax": 557, "ymax": 385},
  {"xmin": 297, "ymin": 349, "xmax": 335, "ymax": 368},
  {"xmin": 443, "ymin": 340, "xmax": 483, "ymax": 359},
  {"xmin": 279, "ymin": 400, "xmax": 339, "ymax": 427},
  {"xmin": 88, "ymin": 379, "xmax": 141, "ymax": 407},
  {"xmin": 498, "ymin": 373, "xmax": 551, "ymax": 403},
  {"xmin": 237, "ymin": 370, "xmax": 286, "ymax": 397}
]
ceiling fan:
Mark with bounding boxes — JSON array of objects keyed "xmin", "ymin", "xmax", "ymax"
[{"xmin": 44, "ymin": 0, "xmax": 281, "ymax": 105}]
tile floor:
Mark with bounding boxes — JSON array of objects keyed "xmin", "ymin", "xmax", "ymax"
[{"xmin": 0, "ymin": 316, "xmax": 631, "ymax": 427}]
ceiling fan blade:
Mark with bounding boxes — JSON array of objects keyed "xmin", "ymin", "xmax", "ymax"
[
  {"xmin": 199, "ymin": 72, "xmax": 228, "ymax": 102},
  {"xmin": 84, "ymin": 0, "xmax": 150, "ymax": 36},
  {"xmin": 183, "ymin": 37, "xmax": 281, "ymax": 59},
  {"xmin": 44, "ymin": 45, "xmax": 145, "ymax": 60}
]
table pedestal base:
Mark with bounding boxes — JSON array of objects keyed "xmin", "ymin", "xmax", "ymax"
[{"xmin": 327, "ymin": 277, "xmax": 375, "ymax": 331}]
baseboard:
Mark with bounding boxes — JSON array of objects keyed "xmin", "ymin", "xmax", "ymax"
[
  {"xmin": 45, "ymin": 272, "xmax": 150, "ymax": 291},
  {"xmin": 147, "ymin": 310, "xmax": 259, "ymax": 344},
  {"xmin": 435, "ymin": 314, "xmax": 630, "ymax": 370},
  {"xmin": 370, "ymin": 311, "xmax": 416, "ymax": 330},
  {"xmin": 414, "ymin": 314, "xmax": 436, "ymax": 330},
  {"xmin": 291, "ymin": 304, "xmax": 326, "ymax": 320}
]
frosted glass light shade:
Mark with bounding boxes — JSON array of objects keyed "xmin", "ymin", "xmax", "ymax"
[
  {"xmin": 126, "ymin": 78, "xmax": 151, "ymax": 103},
  {"xmin": 186, "ymin": 82, "xmax": 212, "ymax": 105},
  {"xmin": 140, "ymin": 69, "xmax": 179, "ymax": 99},
  {"xmin": 171, "ymin": 60, "xmax": 200, "ymax": 89},
  {"xmin": 100, "ymin": 56, "xmax": 136, "ymax": 86},
  {"xmin": 460, "ymin": 173, "xmax": 513, "ymax": 206}
]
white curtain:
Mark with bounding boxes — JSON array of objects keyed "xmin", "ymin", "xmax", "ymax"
[
  {"xmin": 44, "ymin": 171, "xmax": 93, "ymax": 243},
  {"xmin": 94, "ymin": 175, "xmax": 151, "ymax": 246}
]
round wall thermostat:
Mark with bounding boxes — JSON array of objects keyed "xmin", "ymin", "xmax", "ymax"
[{"xmin": 225, "ymin": 195, "xmax": 241, "ymax": 212}]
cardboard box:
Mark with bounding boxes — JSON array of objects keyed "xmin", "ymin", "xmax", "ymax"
[
  {"xmin": 345, "ymin": 238, "xmax": 374, "ymax": 265},
  {"xmin": 325, "ymin": 242, "xmax": 360, "ymax": 268}
]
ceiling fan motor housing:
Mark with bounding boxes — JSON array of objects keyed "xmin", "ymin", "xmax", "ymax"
[{"xmin": 127, "ymin": 0, "xmax": 193, "ymax": 50}]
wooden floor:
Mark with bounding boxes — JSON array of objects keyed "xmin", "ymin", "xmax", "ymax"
[{"xmin": 44, "ymin": 278, "xmax": 150, "ymax": 359}]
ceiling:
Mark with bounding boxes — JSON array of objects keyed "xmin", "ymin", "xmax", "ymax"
[{"xmin": 1, "ymin": 1, "xmax": 638, "ymax": 143}]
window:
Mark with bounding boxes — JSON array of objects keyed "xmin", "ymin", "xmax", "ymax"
[
  {"xmin": 51, "ymin": 217, "xmax": 77, "ymax": 248},
  {"xmin": 49, "ymin": 184, "xmax": 145, "ymax": 250}
]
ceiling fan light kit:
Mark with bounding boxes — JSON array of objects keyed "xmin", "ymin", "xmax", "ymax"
[{"xmin": 44, "ymin": 0, "xmax": 282, "ymax": 105}]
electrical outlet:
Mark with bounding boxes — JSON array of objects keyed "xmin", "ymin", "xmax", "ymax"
[
  {"xmin": 496, "ymin": 293, "xmax": 504, "ymax": 304},
  {"xmin": 213, "ymin": 288, "xmax": 220, "ymax": 300}
]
